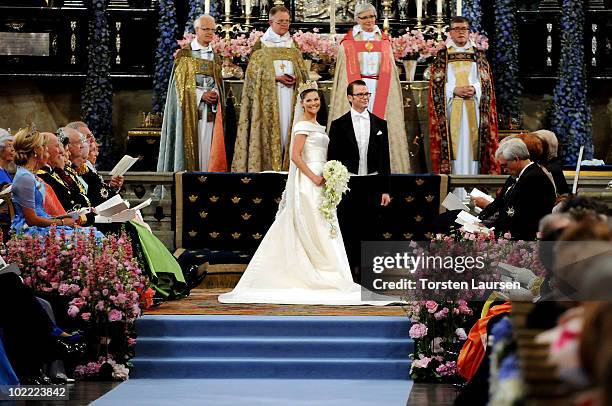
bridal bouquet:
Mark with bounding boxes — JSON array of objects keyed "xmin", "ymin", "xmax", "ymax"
[{"xmin": 319, "ymin": 160, "xmax": 350, "ymax": 238}]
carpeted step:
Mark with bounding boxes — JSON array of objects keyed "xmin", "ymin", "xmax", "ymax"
[
  {"xmin": 136, "ymin": 336, "xmax": 414, "ymax": 358},
  {"xmin": 134, "ymin": 315, "xmax": 413, "ymax": 380},
  {"xmin": 132, "ymin": 357, "xmax": 411, "ymax": 379},
  {"xmin": 136, "ymin": 315, "xmax": 410, "ymax": 338}
]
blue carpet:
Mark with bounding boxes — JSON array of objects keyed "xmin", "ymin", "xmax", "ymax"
[
  {"xmin": 92, "ymin": 379, "xmax": 413, "ymax": 406},
  {"xmin": 133, "ymin": 315, "xmax": 413, "ymax": 379}
]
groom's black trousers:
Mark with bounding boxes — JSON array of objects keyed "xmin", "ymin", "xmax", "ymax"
[{"xmin": 336, "ymin": 175, "xmax": 385, "ymax": 284}]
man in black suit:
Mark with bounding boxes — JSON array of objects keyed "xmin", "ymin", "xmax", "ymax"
[
  {"xmin": 327, "ymin": 80, "xmax": 391, "ymax": 281},
  {"xmin": 476, "ymin": 138, "xmax": 556, "ymax": 240}
]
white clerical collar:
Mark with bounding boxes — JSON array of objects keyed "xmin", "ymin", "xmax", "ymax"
[
  {"xmin": 352, "ymin": 24, "xmax": 381, "ymax": 39},
  {"xmin": 191, "ymin": 38, "xmax": 212, "ymax": 52},
  {"xmin": 446, "ymin": 38, "xmax": 474, "ymax": 52},
  {"xmin": 351, "ymin": 107, "xmax": 369, "ymax": 120},
  {"xmin": 262, "ymin": 27, "xmax": 291, "ymax": 43}
]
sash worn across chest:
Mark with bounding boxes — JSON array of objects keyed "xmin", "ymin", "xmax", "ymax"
[{"xmin": 342, "ymin": 39, "xmax": 392, "ymax": 118}]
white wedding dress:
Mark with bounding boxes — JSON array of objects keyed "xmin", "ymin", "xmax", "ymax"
[{"xmin": 219, "ymin": 121, "xmax": 383, "ymax": 305}]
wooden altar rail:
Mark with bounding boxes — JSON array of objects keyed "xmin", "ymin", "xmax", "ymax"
[{"xmin": 107, "ymin": 172, "xmax": 612, "ymax": 251}]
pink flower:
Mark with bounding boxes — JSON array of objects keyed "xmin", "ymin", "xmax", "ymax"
[
  {"xmin": 425, "ymin": 301, "xmax": 438, "ymax": 313},
  {"xmin": 108, "ymin": 309, "xmax": 123, "ymax": 322},
  {"xmin": 58, "ymin": 283, "xmax": 71, "ymax": 295},
  {"xmin": 411, "ymin": 354, "xmax": 432, "ymax": 369},
  {"xmin": 436, "ymin": 361, "xmax": 457, "ymax": 377},
  {"xmin": 409, "ymin": 323, "xmax": 428, "ymax": 339},
  {"xmin": 434, "ymin": 307, "xmax": 449, "ymax": 320},
  {"xmin": 455, "ymin": 328, "xmax": 467, "ymax": 340},
  {"xmin": 81, "ymin": 312, "xmax": 91, "ymax": 321},
  {"xmin": 67, "ymin": 305, "xmax": 80, "ymax": 317}
]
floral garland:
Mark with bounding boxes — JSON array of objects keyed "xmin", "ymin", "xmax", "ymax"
[
  {"xmin": 462, "ymin": 0, "xmax": 486, "ymax": 35},
  {"xmin": 2, "ymin": 228, "xmax": 152, "ymax": 380},
  {"xmin": 185, "ymin": 0, "xmax": 205, "ymax": 34},
  {"xmin": 551, "ymin": 0, "xmax": 593, "ymax": 164},
  {"xmin": 319, "ymin": 160, "xmax": 350, "ymax": 238},
  {"xmin": 81, "ymin": 0, "xmax": 113, "ymax": 169},
  {"xmin": 492, "ymin": 0, "xmax": 522, "ymax": 129},
  {"xmin": 153, "ymin": 0, "xmax": 178, "ymax": 113}
]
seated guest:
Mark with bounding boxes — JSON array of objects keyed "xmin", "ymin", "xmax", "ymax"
[
  {"xmin": 66, "ymin": 121, "xmax": 123, "ymax": 206},
  {"xmin": 532, "ymin": 129, "xmax": 570, "ymax": 196},
  {"xmin": 38, "ymin": 130, "xmax": 92, "ymax": 214},
  {"xmin": 48, "ymin": 130, "xmax": 187, "ymax": 297},
  {"xmin": 0, "ymin": 129, "xmax": 15, "ymax": 187},
  {"xmin": 10, "ymin": 125, "xmax": 101, "ymax": 237},
  {"xmin": 37, "ymin": 132, "xmax": 70, "ymax": 218},
  {"xmin": 477, "ymin": 138, "xmax": 555, "ymax": 240}
]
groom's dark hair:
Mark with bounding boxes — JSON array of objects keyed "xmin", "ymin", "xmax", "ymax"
[{"xmin": 347, "ymin": 80, "xmax": 367, "ymax": 96}]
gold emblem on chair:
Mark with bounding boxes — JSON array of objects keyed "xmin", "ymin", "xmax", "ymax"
[
  {"xmin": 231, "ymin": 232, "xmax": 241, "ymax": 239},
  {"xmin": 209, "ymin": 232, "xmax": 219, "ymax": 239},
  {"xmin": 424, "ymin": 232, "xmax": 435, "ymax": 240},
  {"xmin": 241, "ymin": 177, "xmax": 252, "ymax": 184},
  {"xmin": 252, "ymin": 233, "xmax": 262, "ymax": 240},
  {"xmin": 416, "ymin": 178, "xmax": 425, "ymax": 186},
  {"xmin": 403, "ymin": 233, "xmax": 413, "ymax": 239},
  {"xmin": 383, "ymin": 232, "xmax": 392, "ymax": 239},
  {"xmin": 199, "ymin": 211, "xmax": 208, "ymax": 219},
  {"xmin": 189, "ymin": 195, "xmax": 198, "ymax": 203},
  {"xmin": 241, "ymin": 213, "xmax": 252, "ymax": 220},
  {"xmin": 404, "ymin": 196, "xmax": 414, "ymax": 203},
  {"xmin": 198, "ymin": 175, "xmax": 208, "ymax": 183},
  {"xmin": 231, "ymin": 196, "xmax": 241, "ymax": 204},
  {"xmin": 425, "ymin": 195, "xmax": 434, "ymax": 203},
  {"xmin": 209, "ymin": 196, "xmax": 219, "ymax": 203},
  {"xmin": 188, "ymin": 230, "xmax": 198, "ymax": 237},
  {"xmin": 415, "ymin": 215, "xmax": 423, "ymax": 222},
  {"xmin": 252, "ymin": 197, "xmax": 262, "ymax": 204}
]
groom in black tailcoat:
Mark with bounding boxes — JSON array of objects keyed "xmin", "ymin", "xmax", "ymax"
[{"xmin": 328, "ymin": 80, "xmax": 391, "ymax": 283}]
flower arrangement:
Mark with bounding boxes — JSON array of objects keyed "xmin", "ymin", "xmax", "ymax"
[
  {"xmin": 463, "ymin": 0, "xmax": 486, "ymax": 35},
  {"xmin": 391, "ymin": 30, "xmax": 438, "ymax": 61},
  {"xmin": 319, "ymin": 160, "xmax": 350, "ymax": 238},
  {"xmin": 435, "ymin": 32, "xmax": 490, "ymax": 55},
  {"xmin": 211, "ymin": 30, "xmax": 264, "ymax": 61},
  {"xmin": 550, "ymin": 0, "xmax": 593, "ymax": 164},
  {"xmin": 2, "ymin": 228, "xmax": 151, "ymax": 380},
  {"xmin": 82, "ymin": 0, "xmax": 113, "ymax": 169},
  {"xmin": 404, "ymin": 230, "xmax": 544, "ymax": 382},
  {"xmin": 493, "ymin": 0, "xmax": 522, "ymax": 129},
  {"xmin": 153, "ymin": 0, "xmax": 178, "ymax": 113},
  {"xmin": 292, "ymin": 29, "xmax": 339, "ymax": 63}
]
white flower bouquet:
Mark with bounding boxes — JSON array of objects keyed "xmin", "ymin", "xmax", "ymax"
[{"xmin": 319, "ymin": 160, "xmax": 350, "ymax": 238}]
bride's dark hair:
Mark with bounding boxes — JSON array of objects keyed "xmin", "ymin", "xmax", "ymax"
[{"xmin": 300, "ymin": 89, "xmax": 328, "ymax": 126}]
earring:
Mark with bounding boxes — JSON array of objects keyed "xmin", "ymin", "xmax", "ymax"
[{"xmin": 34, "ymin": 153, "xmax": 38, "ymax": 158}]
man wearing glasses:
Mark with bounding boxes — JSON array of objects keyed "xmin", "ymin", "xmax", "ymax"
[
  {"xmin": 232, "ymin": 6, "xmax": 309, "ymax": 172},
  {"xmin": 328, "ymin": 80, "xmax": 391, "ymax": 280},
  {"xmin": 158, "ymin": 14, "xmax": 227, "ymax": 173},
  {"xmin": 429, "ymin": 16, "xmax": 499, "ymax": 179},
  {"xmin": 328, "ymin": 2, "xmax": 412, "ymax": 174}
]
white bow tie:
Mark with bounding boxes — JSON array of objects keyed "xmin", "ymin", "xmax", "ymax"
[{"xmin": 355, "ymin": 112, "xmax": 369, "ymax": 120}]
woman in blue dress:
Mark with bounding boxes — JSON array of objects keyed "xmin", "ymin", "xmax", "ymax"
[{"xmin": 11, "ymin": 126, "xmax": 102, "ymax": 238}]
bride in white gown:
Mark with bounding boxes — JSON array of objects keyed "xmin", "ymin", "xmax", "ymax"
[{"xmin": 219, "ymin": 83, "xmax": 384, "ymax": 305}]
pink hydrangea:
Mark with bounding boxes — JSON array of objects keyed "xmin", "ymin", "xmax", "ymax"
[
  {"xmin": 67, "ymin": 305, "xmax": 80, "ymax": 317},
  {"xmin": 108, "ymin": 309, "xmax": 123, "ymax": 322},
  {"xmin": 411, "ymin": 354, "xmax": 432, "ymax": 369},
  {"xmin": 409, "ymin": 323, "xmax": 428, "ymax": 339},
  {"xmin": 434, "ymin": 307, "xmax": 449, "ymax": 320},
  {"xmin": 455, "ymin": 328, "xmax": 467, "ymax": 340}
]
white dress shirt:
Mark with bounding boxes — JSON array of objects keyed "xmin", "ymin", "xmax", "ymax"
[{"xmin": 350, "ymin": 108, "xmax": 371, "ymax": 175}]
